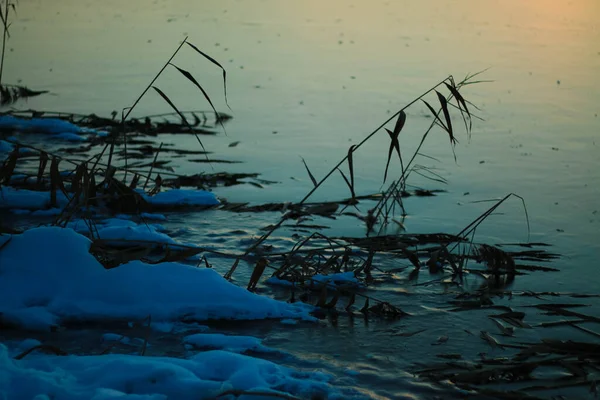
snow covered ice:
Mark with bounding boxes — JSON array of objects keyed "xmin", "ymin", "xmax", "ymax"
[
  {"xmin": 0, "ymin": 227, "xmax": 315, "ymax": 330},
  {"xmin": 0, "ymin": 226, "xmax": 360, "ymax": 399},
  {"xmin": 0, "ymin": 344, "xmax": 347, "ymax": 399}
]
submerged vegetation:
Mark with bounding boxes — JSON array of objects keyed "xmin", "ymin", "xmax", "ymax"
[{"xmin": 1, "ymin": 34, "xmax": 598, "ymax": 399}]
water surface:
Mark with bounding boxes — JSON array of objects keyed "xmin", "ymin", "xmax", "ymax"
[{"xmin": 6, "ymin": 0, "xmax": 600, "ymax": 398}]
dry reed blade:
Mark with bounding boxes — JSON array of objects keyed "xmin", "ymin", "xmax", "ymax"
[
  {"xmin": 143, "ymin": 142, "xmax": 163, "ymax": 191},
  {"xmin": 186, "ymin": 41, "xmax": 231, "ymax": 110},
  {"xmin": 316, "ymin": 286, "xmax": 328, "ymax": 307},
  {"xmin": 436, "ymin": 90, "xmax": 455, "ymax": 144},
  {"xmin": 444, "ymin": 81, "xmax": 472, "ymax": 132},
  {"xmin": 49, "ymin": 158, "xmax": 58, "ymax": 207},
  {"xmin": 451, "ymin": 193, "xmax": 530, "ymax": 252},
  {"xmin": 151, "ymin": 86, "xmax": 210, "ymax": 162},
  {"xmin": 50, "ymin": 157, "xmax": 68, "ymax": 199},
  {"xmin": 169, "ymin": 63, "xmax": 226, "ymax": 134},
  {"xmin": 383, "ymin": 110, "xmax": 406, "ymax": 183},
  {"xmin": 337, "ymin": 168, "xmax": 357, "ymax": 208},
  {"xmin": 345, "ymin": 292, "xmax": 356, "ymax": 311},
  {"xmin": 0, "ymin": 145, "xmax": 18, "ymax": 184},
  {"xmin": 88, "ymin": 172, "xmax": 97, "ymax": 206},
  {"xmin": 224, "ymin": 258, "xmax": 241, "ymax": 280},
  {"xmin": 130, "ymin": 173, "xmax": 140, "ymax": 189},
  {"xmin": 403, "ymin": 248, "xmax": 421, "ymax": 270},
  {"xmin": 301, "ymin": 157, "xmax": 318, "ymax": 187},
  {"xmin": 14, "ymin": 344, "xmax": 67, "ymax": 360},
  {"xmin": 325, "ymin": 290, "xmax": 340, "ymax": 308},
  {"xmin": 247, "ymin": 258, "xmax": 268, "ymax": 291},
  {"xmin": 104, "ymin": 37, "xmax": 189, "ymax": 174},
  {"xmin": 360, "ymin": 298, "xmax": 370, "ymax": 314},
  {"xmin": 347, "ymin": 145, "xmax": 357, "ymax": 193},
  {"xmin": 36, "ymin": 151, "xmax": 48, "ymax": 188}
]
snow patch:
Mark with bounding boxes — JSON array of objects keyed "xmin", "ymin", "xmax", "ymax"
[
  {"xmin": 0, "ymin": 115, "xmax": 83, "ymax": 134},
  {"xmin": 0, "ymin": 344, "xmax": 339, "ymax": 399},
  {"xmin": 0, "ymin": 186, "xmax": 68, "ymax": 210},
  {"xmin": 0, "ymin": 227, "xmax": 315, "ymax": 331},
  {"xmin": 183, "ymin": 333, "xmax": 270, "ymax": 354}
]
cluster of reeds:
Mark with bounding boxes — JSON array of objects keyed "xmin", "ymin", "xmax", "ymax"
[{"xmin": 208, "ymin": 69, "xmax": 553, "ymax": 316}]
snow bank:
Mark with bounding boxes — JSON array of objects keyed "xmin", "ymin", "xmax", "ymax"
[
  {"xmin": 0, "ymin": 186, "xmax": 217, "ymax": 212},
  {"xmin": 67, "ymin": 218, "xmax": 176, "ymax": 245},
  {"xmin": 183, "ymin": 333, "xmax": 271, "ymax": 354},
  {"xmin": 140, "ymin": 213, "xmax": 167, "ymax": 221},
  {"xmin": 312, "ymin": 272, "xmax": 360, "ymax": 287},
  {"xmin": 143, "ymin": 189, "xmax": 219, "ymax": 207},
  {"xmin": 53, "ymin": 132, "xmax": 86, "ymax": 142},
  {"xmin": 0, "ymin": 227, "xmax": 315, "ymax": 330},
  {"xmin": 0, "ymin": 186, "xmax": 68, "ymax": 210},
  {"xmin": 0, "ymin": 115, "xmax": 82, "ymax": 134},
  {"xmin": 0, "ymin": 344, "xmax": 339, "ymax": 400}
]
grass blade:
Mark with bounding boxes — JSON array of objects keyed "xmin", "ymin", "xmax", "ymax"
[
  {"xmin": 0, "ymin": 145, "xmax": 18, "ymax": 184},
  {"xmin": 169, "ymin": 63, "xmax": 226, "ymax": 134},
  {"xmin": 151, "ymin": 86, "xmax": 209, "ymax": 158},
  {"xmin": 436, "ymin": 90, "xmax": 456, "ymax": 145},
  {"xmin": 383, "ymin": 111, "xmax": 406, "ymax": 183},
  {"xmin": 337, "ymin": 168, "xmax": 356, "ymax": 202},
  {"xmin": 345, "ymin": 292, "xmax": 356, "ymax": 311},
  {"xmin": 444, "ymin": 81, "xmax": 471, "ymax": 131},
  {"xmin": 247, "ymin": 258, "xmax": 268, "ymax": 291},
  {"xmin": 348, "ymin": 145, "xmax": 357, "ymax": 191},
  {"xmin": 186, "ymin": 42, "xmax": 231, "ymax": 110},
  {"xmin": 301, "ymin": 157, "xmax": 318, "ymax": 187},
  {"xmin": 393, "ymin": 109, "xmax": 407, "ymax": 137},
  {"xmin": 360, "ymin": 297, "xmax": 370, "ymax": 314},
  {"xmin": 36, "ymin": 152, "xmax": 48, "ymax": 188},
  {"xmin": 224, "ymin": 258, "xmax": 240, "ymax": 280}
]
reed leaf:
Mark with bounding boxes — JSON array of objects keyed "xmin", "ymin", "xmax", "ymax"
[
  {"xmin": 316, "ymin": 286, "xmax": 328, "ymax": 308},
  {"xmin": 337, "ymin": 168, "xmax": 356, "ymax": 205},
  {"xmin": 186, "ymin": 42, "xmax": 231, "ymax": 110},
  {"xmin": 36, "ymin": 152, "xmax": 48, "ymax": 188},
  {"xmin": 224, "ymin": 258, "xmax": 240, "ymax": 280},
  {"xmin": 383, "ymin": 110, "xmax": 406, "ymax": 183},
  {"xmin": 151, "ymin": 86, "xmax": 209, "ymax": 156},
  {"xmin": 325, "ymin": 290, "xmax": 340, "ymax": 308},
  {"xmin": 444, "ymin": 81, "xmax": 471, "ymax": 131},
  {"xmin": 347, "ymin": 145, "xmax": 357, "ymax": 191},
  {"xmin": 130, "ymin": 173, "xmax": 140, "ymax": 189},
  {"xmin": 301, "ymin": 157, "xmax": 318, "ymax": 187},
  {"xmin": 49, "ymin": 158, "xmax": 58, "ymax": 207},
  {"xmin": 360, "ymin": 298, "xmax": 370, "ymax": 314},
  {"xmin": 169, "ymin": 64, "xmax": 225, "ymax": 133},
  {"xmin": 402, "ymin": 248, "xmax": 421, "ymax": 269},
  {"xmin": 345, "ymin": 292, "xmax": 356, "ymax": 311},
  {"xmin": 247, "ymin": 258, "xmax": 268, "ymax": 291},
  {"xmin": 0, "ymin": 145, "xmax": 18, "ymax": 184},
  {"xmin": 49, "ymin": 157, "xmax": 68, "ymax": 199},
  {"xmin": 436, "ymin": 90, "xmax": 456, "ymax": 145},
  {"xmin": 88, "ymin": 172, "xmax": 97, "ymax": 205}
]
